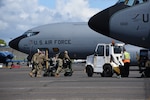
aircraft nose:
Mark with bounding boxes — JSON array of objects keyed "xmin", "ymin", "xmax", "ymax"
[
  {"xmin": 88, "ymin": 8, "xmax": 110, "ymax": 36},
  {"xmin": 9, "ymin": 35, "xmax": 26, "ymax": 51},
  {"xmin": 88, "ymin": 3, "xmax": 128, "ymax": 36}
]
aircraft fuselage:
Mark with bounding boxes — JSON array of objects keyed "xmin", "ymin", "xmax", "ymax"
[
  {"xmin": 88, "ymin": 0, "xmax": 150, "ymax": 48},
  {"xmin": 9, "ymin": 22, "xmax": 144, "ymax": 65}
]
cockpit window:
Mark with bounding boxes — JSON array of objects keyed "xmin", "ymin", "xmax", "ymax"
[
  {"xmin": 125, "ymin": 0, "xmax": 135, "ymax": 6},
  {"xmin": 117, "ymin": 0, "xmax": 126, "ymax": 3},
  {"xmin": 117, "ymin": 0, "xmax": 148, "ymax": 6},
  {"xmin": 23, "ymin": 30, "xmax": 39, "ymax": 37}
]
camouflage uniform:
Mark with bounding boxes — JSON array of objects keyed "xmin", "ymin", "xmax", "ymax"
[
  {"xmin": 63, "ymin": 51, "xmax": 72, "ymax": 71},
  {"xmin": 64, "ymin": 51, "xmax": 71, "ymax": 61},
  {"xmin": 55, "ymin": 52, "xmax": 64, "ymax": 77},
  {"xmin": 142, "ymin": 60, "xmax": 150, "ymax": 77},
  {"xmin": 55, "ymin": 51, "xmax": 72, "ymax": 77},
  {"xmin": 29, "ymin": 52, "xmax": 46, "ymax": 77}
]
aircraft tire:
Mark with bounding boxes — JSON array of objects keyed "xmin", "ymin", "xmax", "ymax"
[
  {"xmin": 86, "ymin": 65, "xmax": 93, "ymax": 77},
  {"xmin": 103, "ymin": 64, "xmax": 113, "ymax": 77}
]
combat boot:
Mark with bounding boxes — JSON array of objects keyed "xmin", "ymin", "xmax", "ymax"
[
  {"xmin": 29, "ymin": 72, "xmax": 34, "ymax": 77},
  {"xmin": 55, "ymin": 73, "xmax": 60, "ymax": 77},
  {"xmin": 36, "ymin": 75, "xmax": 42, "ymax": 78}
]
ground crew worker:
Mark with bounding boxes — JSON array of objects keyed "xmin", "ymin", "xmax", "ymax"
[
  {"xmin": 29, "ymin": 52, "xmax": 39, "ymax": 77},
  {"xmin": 122, "ymin": 48, "xmax": 130, "ymax": 77},
  {"xmin": 55, "ymin": 52, "xmax": 64, "ymax": 77},
  {"xmin": 63, "ymin": 51, "xmax": 73, "ymax": 76},
  {"xmin": 51, "ymin": 54, "xmax": 59, "ymax": 67},
  {"xmin": 110, "ymin": 55, "xmax": 121, "ymax": 78},
  {"xmin": 136, "ymin": 52, "xmax": 142, "ymax": 73},
  {"xmin": 29, "ymin": 50, "xmax": 46, "ymax": 77},
  {"xmin": 63, "ymin": 51, "xmax": 72, "ymax": 71},
  {"xmin": 55, "ymin": 51, "xmax": 72, "ymax": 77},
  {"xmin": 143, "ymin": 60, "xmax": 150, "ymax": 77}
]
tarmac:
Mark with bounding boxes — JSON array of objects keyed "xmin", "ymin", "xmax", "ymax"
[{"xmin": 0, "ymin": 63, "xmax": 150, "ymax": 100}]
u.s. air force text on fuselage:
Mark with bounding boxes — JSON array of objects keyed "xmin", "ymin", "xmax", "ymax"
[{"xmin": 30, "ymin": 39, "xmax": 72, "ymax": 45}]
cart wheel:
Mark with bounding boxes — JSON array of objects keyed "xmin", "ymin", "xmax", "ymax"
[
  {"xmin": 86, "ymin": 65, "xmax": 93, "ymax": 77},
  {"xmin": 103, "ymin": 64, "xmax": 113, "ymax": 77},
  {"xmin": 50, "ymin": 68, "xmax": 56, "ymax": 76},
  {"xmin": 64, "ymin": 72, "xmax": 72, "ymax": 76}
]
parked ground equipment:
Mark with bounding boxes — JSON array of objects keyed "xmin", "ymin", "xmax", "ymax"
[{"xmin": 85, "ymin": 43, "xmax": 124, "ymax": 77}]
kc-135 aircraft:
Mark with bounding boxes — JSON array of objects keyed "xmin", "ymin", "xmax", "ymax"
[
  {"xmin": 88, "ymin": 0, "xmax": 150, "ymax": 49},
  {"xmin": 9, "ymin": 22, "xmax": 144, "ymax": 65}
]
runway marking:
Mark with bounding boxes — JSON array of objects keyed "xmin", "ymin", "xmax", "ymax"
[{"xmin": 0, "ymin": 86, "xmax": 144, "ymax": 90}]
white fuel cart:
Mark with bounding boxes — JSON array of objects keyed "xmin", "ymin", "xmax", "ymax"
[{"xmin": 85, "ymin": 43, "xmax": 124, "ymax": 77}]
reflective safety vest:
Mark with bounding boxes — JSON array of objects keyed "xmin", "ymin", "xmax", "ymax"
[{"xmin": 123, "ymin": 51, "xmax": 130, "ymax": 63}]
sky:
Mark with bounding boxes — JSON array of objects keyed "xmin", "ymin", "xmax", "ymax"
[{"xmin": 0, "ymin": 0, "xmax": 118, "ymax": 44}]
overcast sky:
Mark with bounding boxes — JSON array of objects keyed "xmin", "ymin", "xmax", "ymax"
[{"xmin": 0, "ymin": 0, "xmax": 118, "ymax": 44}]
